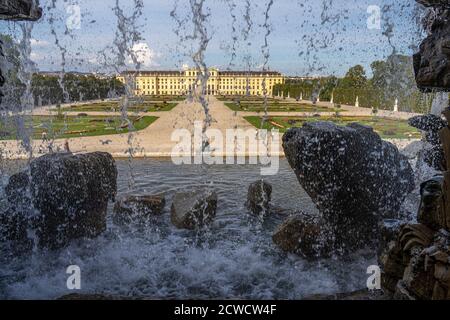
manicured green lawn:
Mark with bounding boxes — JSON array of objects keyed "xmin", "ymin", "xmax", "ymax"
[
  {"xmin": 140, "ymin": 95, "xmax": 186, "ymax": 101},
  {"xmin": 0, "ymin": 115, "xmax": 158, "ymax": 140},
  {"xmin": 225, "ymin": 101, "xmax": 333, "ymax": 112},
  {"xmin": 244, "ymin": 116, "xmax": 421, "ymax": 139},
  {"xmin": 59, "ymin": 101, "xmax": 177, "ymax": 112},
  {"xmin": 217, "ymin": 95, "xmax": 278, "ymax": 102}
]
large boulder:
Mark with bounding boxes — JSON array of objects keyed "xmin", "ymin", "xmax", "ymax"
[
  {"xmin": 272, "ymin": 214, "xmax": 332, "ymax": 258},
  {"xmin": 408, "ymin": 114, "xmax": 447, "ymax": 170},
  {"xmin": 0, "ymin": 0, "xmax": 42, "ymax": 104},
  {"xmin": 170, "ymin": 189, "xmax": 217, "ymax": 230},
  {"xmin": 416, "ymin": 1, "xmax": 450, "ymax": 8},
  {"xmin": 246, "ymin": 180, "xmax": 272, "ymax": 216},
  {"xmin": 0, "ymin": 0, "xmax": 42, "ymax": 21},
  {"xmin": 3, "ymin": 152, "xmax": 117, "ymax": 249},
  {"xmin": 0, "ymin": 207, "xmax": 33, "ymax": 254},
  {"xmin": 281, "ymin": 122, "xmax": 415, "ymax": 253},
  {"xmin": 413, "ymin": 6, "xmax": 450, "ymax": 91},
  {"xmin": 377, "ymin": 219, "xmax": 406, "ymax": 293},
  {"xmin": 113, "ymin": 194, "xmax": 165, "ymax": 225}
]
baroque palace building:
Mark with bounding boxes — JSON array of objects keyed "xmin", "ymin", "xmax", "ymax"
[{"xmin": 117, "ymin": 68, "xmax": 284, "ymax": 96}]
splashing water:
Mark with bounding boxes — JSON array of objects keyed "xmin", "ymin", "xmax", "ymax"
[
  {"xmin": 242, "ymin": 0, "xmax": 253, "ymax": 96},
  {"xmin": 16, "ymin": 22, "xmax": 36, "ymax": 158},
  {"xmin": 111, "ymin": 0, "xmax": 144, "ymax": 190},
  {"xmin": 0, "ymin": 158, "xmax": 384, "ymax": 299},
  {"xmin": 260, "ymin": 0, "xmax": 274, "ymax": 129},
  {"xmin": 0, "ymin": 0, "xmax": 440, "ymax": 300}
]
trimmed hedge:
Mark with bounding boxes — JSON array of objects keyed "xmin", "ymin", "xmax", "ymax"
[{"xmin": 274, "ymin": 83, "xmax": 433, "ymax": 113}]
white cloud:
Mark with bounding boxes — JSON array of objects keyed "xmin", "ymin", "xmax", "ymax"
[
  {"xmin": 128, "ymin": 42, "xmax": 160, "ymax": 68},
  {"xmin": 30, "ymin": 51, "xmax": 43, "ymax": 61},
  {"xmin": 30, "ymin": 39, "xmax": 49, "ymax": 47}
]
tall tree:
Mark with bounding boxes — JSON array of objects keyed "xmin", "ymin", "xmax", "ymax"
[
  {"xmin": 370, "ymin": 54, "xmax": 416, "ymax": 93},
  {"xmin": 340, "ymin": 65, "xmax": 368, "ymax": 89}
]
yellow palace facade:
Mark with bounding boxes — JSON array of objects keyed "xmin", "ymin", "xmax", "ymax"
[{"xmin": 117, "ymin": 68, "xmax": 284, "ymax": 96}]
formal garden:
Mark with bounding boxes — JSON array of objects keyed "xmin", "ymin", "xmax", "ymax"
[
  {"xmin": 224, "ymin": 100, "xmax": 335, "ymax": 112},
  {"xmin": 0, "ymin": 115, "xmax": 158, "ymax": 140},
  {"xmin": 56, "ymin": 100, "xmax": 178, "ymax": 113},
  {"xmin": 244, "ymin": 115, "xmax": 421, "ymax": 139},
  {"xmin": 217, "ymin": 95, "xmax": 278, "ymax": 103}
]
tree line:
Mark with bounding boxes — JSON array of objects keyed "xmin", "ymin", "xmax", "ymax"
[
  {"xmin": 32, "ymin": 73, "xmax": 125, "ymax": 107},
  {"xmin": 0, "ymin": 34, "xmax": 125, "ymax": 111},
  {"xmin": 273, "ymin": 54, "xmax": 434, "ymax": 114}
]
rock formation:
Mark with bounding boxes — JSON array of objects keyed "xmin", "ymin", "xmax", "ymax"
[
  {"xmin": 272, "ymin": 214, "xmax": 332, "ymax": 258},
  {"xmin": 416, "ymin": 1, "xmax": 450, "ymax": 9},
  {"xmin": 1, "ymin": 152, "xmax": 117, "ymax": 250},
  {"xmin": 380, "ymin": 108, "xmax": 450, "ymax": 299},
  {"xmin": 377, "ymin": 0, "xmax": 450, "ymax": 299},
  {"xmin": 170, "ymin": 189, "xmax": 218, "ymax": 230},
  {"xmin": 113, "ymin": 194, "xmax": 165, "ymax": 225},
  {"xmin": 279, "ymin": 121, "xmax": 414, "ymax": 256},
  {"xmin": 0, "ymin": 0, "xmax": 42, "ymax": 21},
  {"xmin": 0, "ymin": 0, "xmax": 42, "ymax": 104},
  {"xmin": 246, "ymin": 180, "xmax": 272, "ymax": 216},
  {"xmin": 408, "ymin": 114, "xmax": 447, "ymax": 170},
  {"xmin": 413, "ymin": 2, "xmax": 450, "ymax": 91}
]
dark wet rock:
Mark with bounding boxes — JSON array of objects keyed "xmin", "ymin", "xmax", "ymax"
[
  {"xmin": 378, "ymin": 219, "xmax": 404, "ymax": 260},
  {"xmin": 4, "ymin": 152, "xmax": 117, "ymax": 250},
  {"xmin": 413, "ymin": 7, "xmax": 450, "ymax": 91},
  {"xmin": 246, "ymin": 180, "xmax": 272, "ymax": 215},
  {"xmin": 401, "ymin": 247, "xmax": 436, "ymax": 300},
  {"xmin": 420, "ymin": 145, "xmax": 446, "ymax": 170},
  {"xmin": 272, "ymin": 214, "xmax": 331, "ymax": 258},
  {"xmin": 282, "ymin": 122, "xmax": 414, "ymax": 254},
  {"xmin": 0, "ymin": 1, "xmax": 42, "ymax": 103},
  {"xmin": 170, "ymin": 189, "xmax": 217, "ymax": 230},
  {"xmin": 417, "ymin": 176, "xmax": 446, "ymax": 230},
  {"xmin": 408, "ymin": 114, "xmax": 447, "ymax": 133},
  {"xmin": 416, "ymin": 0, "xmax": 450, "ymax": 8},
  {"xmin": 0, "ymin": 0, "xmax": 42, "ymax": 21},
  {"xmin": 378, "ymin": 219, "xmax": 406, "ymax": 293},
  {"xmin": 394, "ymin": 281, "xmax": 417, "ymax": 300},
  {"xmin": 113, "ymin": 194, "xmax": 165, "ymax": 224},
  {"xmin": 408, "ymin": 114, "xmax": 446, "ymax": 168},
  {"xmin": 0, "ymin": 208, "xmax": 33, "ymax": 253}
]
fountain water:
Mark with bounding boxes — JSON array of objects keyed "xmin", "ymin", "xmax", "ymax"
[{"xmin": 0, "ymin": 0, "xmax": 435, "ymax": 300}]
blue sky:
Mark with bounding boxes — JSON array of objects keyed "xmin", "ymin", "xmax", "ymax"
[{"xmin": 0, "ymin": 0, "xmax": 425, "ymax": 77}]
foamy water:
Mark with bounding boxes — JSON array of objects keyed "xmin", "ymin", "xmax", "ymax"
[{"xmin": 1, "ymin": 157, "xmax": 419, "ymax": 299}]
